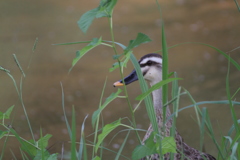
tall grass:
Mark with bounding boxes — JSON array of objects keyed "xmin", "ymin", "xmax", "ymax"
[{"xmin": 1, "ymin": 0, "xmax": 240, "ymax": 160}]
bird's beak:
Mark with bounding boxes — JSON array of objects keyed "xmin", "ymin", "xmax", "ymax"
[{"xmin": 113, "ymin": 70, "xmax": 139, "ymax": 87}]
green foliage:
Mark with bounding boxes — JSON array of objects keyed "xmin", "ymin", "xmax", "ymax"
[
  {"xmin": 132, "ymin": 133, "xmax": 176, "ymax": 160},
  {"xmin": 34, "ymin": 150, "xmax": 58, "ymax": 160},
  {"xmin": 124, "ymin": 33, "xmax": 152, "ymax": 53},
  {"xmin": 92, "ymin": 156, "xmax": 101, "ymax": 160},
  {"xmin": 234, "ymin": 0, "xmax": 240, "ymax": 12},
  {"xmin": 136, "ymin": 78, "xmax": 181, "ymax": 101},
  {"xmin": 0, "ymin": 105, "xmax": 14, "ymax": 119},
  {"xmin": 95, "ymin": 119, "xmax": 122, "ymax": 153},
  {"xmin": 0, "ymin": 130, "xmax": 8, "ymax": 139},
  {"xmin": 71, "ymin": 107, "xmax": 77, "ymax": 160},
  {"xmin": 92, "ymin": 89, "xmax": 122, "ymax": 127},
  {"xmin": 20, "ymin": 134, "xmax": 52, "ymax": 157},
  {"xmin": 77, "ymin": 0, "xmax": 118, "ymax": 33},
  {"xmin": 78, "ymin": 115, "xmax": 88, "ymax": 160},
  {"xmin": 70, "ymin": 37, "xmax": 102, "ymax": 71}
]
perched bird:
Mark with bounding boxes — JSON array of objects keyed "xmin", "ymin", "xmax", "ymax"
[{"xmin": 114, "ymin": 53, "xmax": 216, "ymax": 160}]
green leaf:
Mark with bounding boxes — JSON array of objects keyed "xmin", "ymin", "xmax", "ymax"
[
  {"xmin": 125, "ymin": 33, "xmax": 152, "ymax": 52},
  {"xmin": 109, "ymin": 51, "xmax": 131, "ymax": 72},
  {"xmin": 46, "ymin": 154, "xmax": 58, "ymax": 160},
  {"xmin": 132, "ymin": 134, "xmax": 176, "ymax": 160},
  {"xmin": 92, "ymin": 109, "xmax": 102, "ymax": 128},
  {"xmin": 98, "ymin": 0, "xmax": 118, "ymax": 17},
  {"xmin": 161, "ymin": 137, "xmax": 177, "ymax": 154},
  {"xmin": 95, "ymin": 119, "xmax": 122, "ymax": 153},
  {"xmin": 77, "ymin": 0, "xmax": 118, "ymax": 33},
  {"xmin": 70, "ymin": 37, "xmax": 102, "ymax": 72},
  {"xmin": 132, "ymin": 133, "xmax": 157, "ymax": 160},
  {"xmin": 34, "ymin": 151, "xmax": 58, "ymax": 160},
  {"xmin": 136, "ymin": 78, "xmax": 181, "ymax": 101},
  {"xmin": 109, "ymin": 62, "xmax": 121, "ymax": 72},
  {"xmin": 92, "ymin": 156, "xmax": 101, "ymax": 160},
  {"xmin": 0, "ymin": 130, "xmax": 8, "ymax": 139},
  {"xmin": 33, "ymin": 149, "xmax": 50, "ymax": 160},
  {"xmin": 0, "ymin": 105, "xmax": 14, "ymax": 119},
  {"xmin": 95, "ymin": 0, "xmax": 118, "ymax": 18},
  {"xmin": 21, "ymin": 139, "xmax": 37, "ymax": 156},
  {"xmin": 92, "ymin": 89, "xmax": 122, "ymax": 127},
  {"xmin": 77, "ymin": 8, "xmax": 98, "ymax": 34},
  {"xmin": 37, "ymin": 134, "xmax": 52, "ymax": 149}
]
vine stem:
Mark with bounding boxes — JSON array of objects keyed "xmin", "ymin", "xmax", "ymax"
[{"xmin": 108, "ymin": 16, "xmax": 141, "ymax": 143}]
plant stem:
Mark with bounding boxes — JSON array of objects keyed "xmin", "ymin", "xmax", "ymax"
[{"xmin": 108, "ymin": 16, "xmax": 141, "ymax": 143}]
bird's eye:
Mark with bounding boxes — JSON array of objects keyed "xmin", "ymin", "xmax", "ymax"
[{"xmin": 146, "ymin": 61, "xmax": 153, "ymax": 65}]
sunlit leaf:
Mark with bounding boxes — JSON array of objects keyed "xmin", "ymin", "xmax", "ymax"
[
  {"xmin": 95, "ymin": 119, "xmax": 121, "ymax": 153},
  {"xmin": 125, "ymin": 33, "xmax": 152, "ymax": 52}
]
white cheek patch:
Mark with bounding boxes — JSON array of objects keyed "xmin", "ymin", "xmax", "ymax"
[
  {"xmin": 144, "ymin": 67, "xmax": 161, "ymax": 83},
  {"xmin": 141, "ymin": 66, "xmax": 149, "ymax": 74},
  {"xmin": 140, "ymin": 57, "xmax": 162, "ymax": 65}
]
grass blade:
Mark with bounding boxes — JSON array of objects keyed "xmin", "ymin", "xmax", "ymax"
[
  {"xmin": 13, "ymin": 54, "xmax": 25, "ymax": 78},
  {"xmin": 114, "ymin": 131, "xmax": 130, "ymax": 160},
  {"xmin": 234, "ymin": 0, "xmax": 240, "ymax": 12},
  {"xmin": 71, "ymin": 106, "xmax": 77, "ymax": 160},
  {"xmin": 60, "ymin": 82, "xmax": 71, "ymax": 139},
  {"xmin": 129, "ymin": 53, "xmax": 159, "ymax": 135},
  {"xmin": 95, "ymin": 119, "xmax": 122, "ymax": 153},
  {"xmin": 78, "ymin": 115, "xmax": 88, "ymax": 160},
  {"xmin": 226, "ymin": 58, "xmax": 240, "ymax": 134}
]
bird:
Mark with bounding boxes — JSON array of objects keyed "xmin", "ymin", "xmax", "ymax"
[{"xmin": 113, "ymin": 53, "xmax": 216, "ymax": 160}]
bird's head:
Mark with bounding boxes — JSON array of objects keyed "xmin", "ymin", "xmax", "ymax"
[{"xmin": 113, "ymin": 53, "xmax": 162, "ymax": 87}]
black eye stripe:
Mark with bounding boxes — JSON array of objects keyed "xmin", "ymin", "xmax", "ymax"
[{"xmin": 140, "ymin": 61, "xmax": 159, "ymax": 67}]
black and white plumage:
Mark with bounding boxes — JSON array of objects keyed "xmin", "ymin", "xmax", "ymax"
[{"xmin": 114, "ymin": 53, "xmax": 216, "ymax": 160}]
